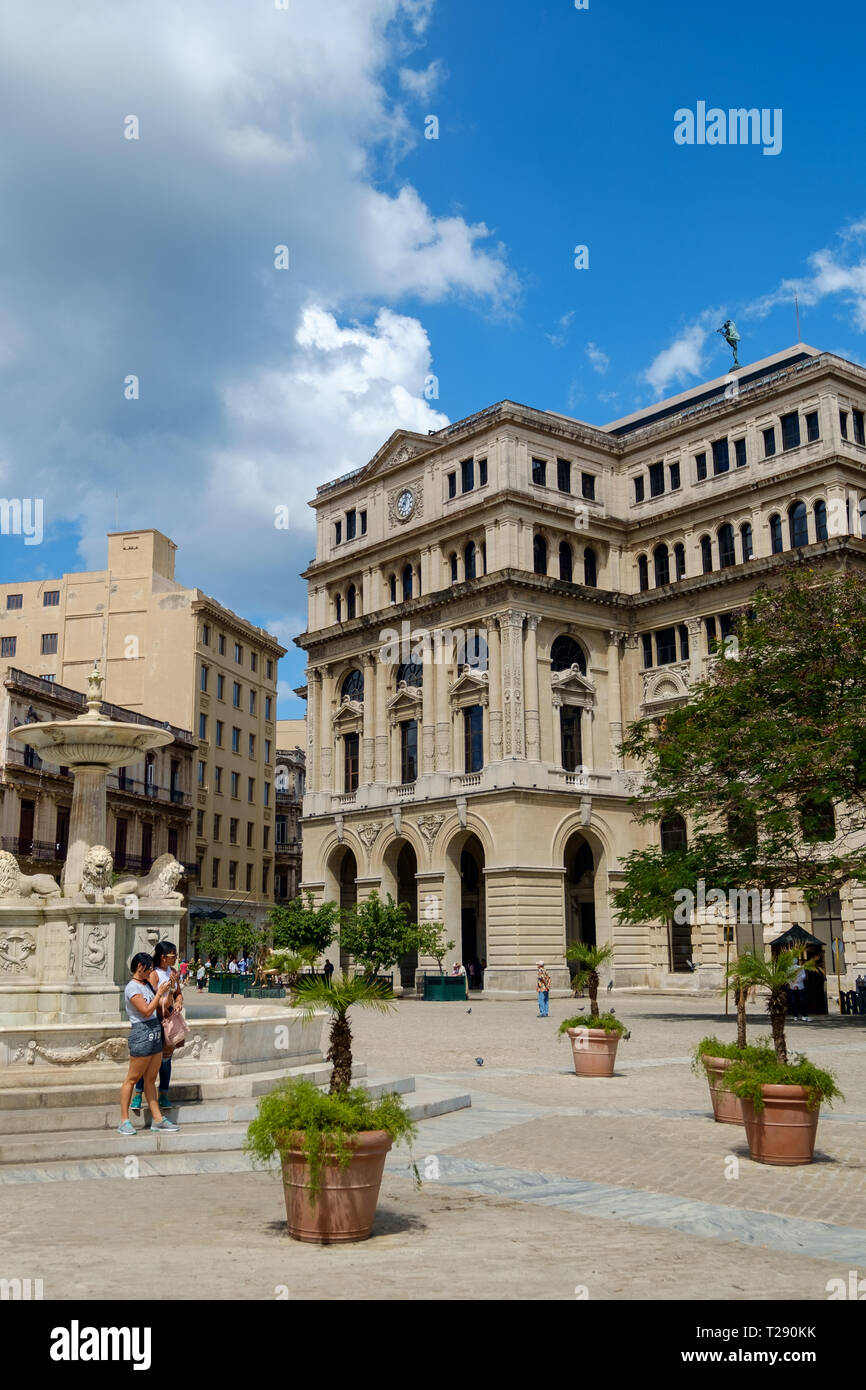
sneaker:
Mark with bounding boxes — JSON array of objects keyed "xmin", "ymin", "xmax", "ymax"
[
  {"xmin": 151, "ymin": 1118, "xmax": 178, "ymax": 1132},
  {"xmin": 117, "ymin": 1120, "xmax": 137, "ymax": 1136},
  {"xmin": 158, "ymin": 1093, "xmax": 173, "ymax": 1109},
  {"xmin": 130, "ymin": 1093, "xmax": 142, "ymax": 1112}
]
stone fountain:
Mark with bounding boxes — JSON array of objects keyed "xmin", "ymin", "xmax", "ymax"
[{"xmin": 0, "ymin": 667, "xmax": 323, "ymax": 1093}]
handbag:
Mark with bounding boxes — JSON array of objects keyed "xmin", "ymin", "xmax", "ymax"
[{"xmin": 162, "ymin": 1005, "xmax": 189, "ymax": 1048}]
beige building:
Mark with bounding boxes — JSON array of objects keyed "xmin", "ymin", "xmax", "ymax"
[
  {"xmin": 0, "ymin": 531, "xmax": 285, "ymax": 928},
  {"xmin": 274, "ymin": 746, "xmax": 305, "ymax": 906},
  {"xmin": 297, "ymin": 344, "xmax": 866, "ymax": 996}
]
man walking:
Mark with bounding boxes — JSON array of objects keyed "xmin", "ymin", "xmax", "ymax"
[{"xmin": 536, "ymin": 960, "xmax": 551, "ymax": 1017}]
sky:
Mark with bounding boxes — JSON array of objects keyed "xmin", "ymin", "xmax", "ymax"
[{"xmin": 1, "ymin": 0, "xmax": 866, "ymax": 712}]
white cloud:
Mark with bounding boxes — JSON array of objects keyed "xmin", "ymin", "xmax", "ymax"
[
  {"xmin": 546, "ymin": 311, "xmax": 574, "ymax": 349},
  {"xmin": 642, "ymin": 320, "xmax": 714, "ymax": 396},
  {"xmin": 586, "ymin": 342, "xmax": 609, "ymax": 375},
  {"xmin": 746, "ymin": 225, "xmax": 866, "ymax": 332},
  {"xmin": 399, "ymin": 59, "xmax": 444, "ymax": 102}
]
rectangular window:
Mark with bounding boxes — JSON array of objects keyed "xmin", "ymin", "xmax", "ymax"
[
  {"xmin": 215, "ymin": 720, "xmax": 223, "ymax": 746},
  {"xmin": 230, "ymin": 818, "xmax": 238, "ymax": 844},
  {"xmin": 214, "ymin": 766, "xmax": 223, "ymax": 793},
  {"xmin": 734, "ymin": 438, "xmax": 747, "ymax": 468},
  {"xmin": 247, "ymin": 822, "xmax": 254, "ymax": 848},
  {"xmin": 461, "ymin": 457, "xmax": 474, "ymax": 493},
  {"xmin": 447, "ymin": 471, "xmax": 457, "ymax": 498},
  {"xmin": 249, "ymin": 734, "xmax": 256, "ymax": 759},
  {"xmin": 400, "ymin": 720, "xmax": 418, "ymax": 783},
  {"xmin": 264, "ymin": 782, "xmax": 270, "ymax": 807},
  {"xmin": 248, "ymin": 777, "xmax": 255, "ymax": 803},
  {"xmin": 531, "ymin": 457, "xmax": 547, "ymax": 487},
  {"xmin": 266, "ymin": 659, "xmax": 273, "ymax": 681},
  {"xmin": 197, "ymin": 760, "xmax": 206, "ymax": 787},
  {"xmin": 581, "ymin": 472, "xmax": 596, "ymax": 500},
  {"xmin": 345, "ymin": 508, "xmax": 356, "ymax": 540},
  {"xmin": 231, "ymin": 727, "xmax": 240, "ymax": 753},
  {"xmin": 263, "ymin": 826, "xmax": 270, "ymax": 850},
  {"xmin": 234, "ymin": 642, "xmax": 242, "ymax": 664},
  {"xmin": 840, "ymin": 410, "xmax": 849, "ymax": 439},
  {"xmin": 6, "ymin": 593, "xmax": 22, "ymax": 609},
  {"xmin": 655, "ymin": 627, "xmax": 677, "ymax": 665},
  {"xmin": 633, "ymin": 475, "xmax": 645, "ymax": 503},
  {"xmin": 213, "ymin": 814, "xmax": 221, "ymax": 840},
  {"xmin": 250, "ymin": 651, "xmax": 257, "ymax": 673},
  {"xmin": 265, "ymin": 696, "xmax": 272, "ymax": 721},
  {"xmin": 854, "ymin": 409, "xmax": 865, "ymax": 445},
  {"xmin": 1, "ymin": 636, "xmax": 15, "ymax": 657},
  {"xmin": 199, "ymin": 713, "xmax": 207, "ymax": 740},
  {"xmin": 695, "ymin": 452, "xmax": 707, "ymax": 481},
  {"xmin": 200, "ymin": 664, "xmax": 208, "ymax": 692},
  {"xmin": 705, "ymin": 616, "xmax": 717, "ymax": 648},
  {"xmin": 262, "ymin": 864, "xmax": 269, "ymax": 896},
  {"xmin": 211, "ymin": 859, "xmax": 220, "ymax": 890},
  {"xmin": 557, "ymin": 458, "xmax": 572, "ymax": 493},
  {"xmin": 678, "ymin": 624, "xmax": 690, "ymax": 661},
  {"xmin": 477, "ymin": 458, "xmax": 488, "ymax": 486},
  {"xmin": 43, "ymin": 590, "xmax": 60, "ymax": 607},
  {"xmin": 232, "ymin": 682, "xmax": 241, "ymax": 707},
  {"xmin": 218, "ymin": 634, "xmax": 226, "ymax": 655},
  {"xmin": 246, "ymin": 863, "xmax": 253, "ymax": 892},
  {"xmin": 217, "ymin": 674, "xmax": 225, "ymax": 700},
  {"xmin": 712, "ymin": 438, "xmax": 730, "ymax": 474},
  {"xmin": 641, "ymin": 634, "xmax": 653, "ymax": 668},
  {"xmin": 649, "ymin": 461, "xmax": 665, "ymax": 496},
  {"xmin": 228, "ymin": 861, "xmax": 237, "ymax": 890},
  {"xmin": 202, "ymin": 622, "xmax": 210, "ymax": 645},
  {"xmin": 781, "ymin": 412, "xmax": 801, "ymax": 450},
  {"xmin": 334, "ymin": 520, "xmax": 342, "ymax": 545},
  {"xmin": 41, "ymin": 633, "xmax": 58, "ymax": 655},
  {"xmin": 668, "ymin": 461, "xmax": 681, "ymax": 490},
  {"xmin": 763, "ymin": 427, "xmax": 776, "ymax": 458},
  {"xmin": 560, "ymin": 707, "xmax": 582, "ymax": 773},
  {"xmin": 249, "ymin": 690, "xmax": 256, "ymax": 716},
  {"xmin": 805, "ymin": 411, "xmax": 820, "ymax": 442},
  {"xmin": 360, "ymin": 509, "xmax": 368, "ymax": 534},
  {"xmin": 196, "ymin": 809, "xmax": 204, "ymax": 837},
  {"xmin": 264, "ymin": 739, "xmax": 271, "ymax": 763},
  {"xmin": 344, "ymin": 733, "xmax": 359, "ymax": 793},
  {"xmin": 463, "ymin": 705, "xmax": 484, "ymax": 774}
]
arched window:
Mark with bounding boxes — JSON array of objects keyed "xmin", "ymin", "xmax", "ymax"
[
  {"xmin": 389, "ymin": 574, "xmax": 397, "ymax": 604},
  {"xmin": 638, "ymin": 555, "xmax": 649, "ymax": 591},
  {"xmin": 769, "ymin": 513, "xmax": 783, "ymax": 554},
  {"xmin": 533, "ymin": 535, "xmax": 548, "ymax": 575},
  {"xmin": 346, "ymin": 583, "xmax": 356, "ymax": 620},
  {"xmin": 700, "ymin": 535, "xmax": 713, "ymax": 573},
  {"xmin": 334, "ymin": 594, "xmax": 342, "ymax": 623},
  {"xmin": 814, "ymin": 499, "xmax": 828, "ymax": 542},
  {"xmin": 396, "ymin": 659, "xmax": 423, "ymax": 688},
  {"xmin": 402, "ymin": 564, "xmax": 413, "ymax": 601},
  {"xmin": 660, "ymin": 814, "xmax": 687, "ymax": 852},
  {"xmin": 341, "ymin": 669, "xmax": 364, "ymax": 702},
  {"xmin": 674, "ymin": 543, "xmax": 686, "ymax": 580},
  {"xmin": 450, "ymin": 552, "xmax": 458, "ymax": 582},
  {"xmin": 740, "ymin": 522, "xmax": 753, "ymax": 561},
  {"xmin": 583, "ymin": 547, "xmax": 597, "ymax": 587},
  {"xmin": 718, "ymin": 523, "xmax": 736, "ymax": 569},
  {"xmin": 559, "ymin": 541, "xmax": 573, "ymax": 582},
  {"xmin": 464, "ymin": 541, "xmax": 476, "ymax": 580},
  {"xmin": 653, "ymin": 544, "xmax": 670, "ymax": 587},
  {"xmin": 788, "ymin": 500, "xmax": 808, "ymax": 549},
  {"xmin": 550, "ymin": 635, "xmax": 587, "ymax": 675}
]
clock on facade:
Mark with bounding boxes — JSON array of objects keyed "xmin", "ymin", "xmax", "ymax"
[{"xmin": 396, "ymin": 488, "xmax": 415, "ymax": 520}]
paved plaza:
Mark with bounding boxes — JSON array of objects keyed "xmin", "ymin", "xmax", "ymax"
[{"xmin": 2, "ymin": 993, "xmax": 865, "ymax": 1300}]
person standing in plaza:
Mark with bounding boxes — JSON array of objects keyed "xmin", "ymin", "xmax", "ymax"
[
  {"xmin": 118, "ymin": 954, "xmax": 177, "ymax": 1136},
  {"xmin": 788, "ymin": 962, "xmax": 807, "ymax": 1021},
  {"xmin": 536, "ymin": 960, "xmax": 551, "ymax": 1017},
  {"xmin": 196, "ymin": 960, "xmax": 206, "ymax": 991},
  {"xmin": 323, "ymin": 958, "xmax": 334, "ymax": 985},
  {"xmin": 131, "ymin": 940, "xmax": 184, "ymax": 1114}
]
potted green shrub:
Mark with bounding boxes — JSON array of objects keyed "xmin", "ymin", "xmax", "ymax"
[
  {"xmin": 693, "ymin": 1036, "xmax": 775, "ymax": 1125},
  {"xmin": 718, "ymin": 950, "xmax": 842, "ymax": 1164},
  {"xmin": 561, "ymin": 944, "xmax": 627, "ymax": 1076},
  {"xmin": 245, "ymin": 973, "xmax": 416, "ymax": 1242}
]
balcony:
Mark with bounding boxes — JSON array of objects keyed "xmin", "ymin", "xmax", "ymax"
[
  {"xmin": 107, "ymin": 772, "xmax": 192, "ymax": 808},
  {"xmin": 2, "ymin": 837, "xmax": 66, "ymax": 861}
]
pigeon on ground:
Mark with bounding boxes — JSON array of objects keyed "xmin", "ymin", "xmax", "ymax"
[
  {"xmin": 607, "ymin": 980, "xmax": 613, "ymax": 992},
  {"xmin": 475, "ymin": 1057, "xmax": 484, "ymax": 1066},
  {"xmin": 466, "ymin": 1007, "xmax": 472, "ymax": 1013}
]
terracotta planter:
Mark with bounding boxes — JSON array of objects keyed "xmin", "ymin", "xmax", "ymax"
[
  {"xmin": 701, "ymin": 1055, "xmax": 743, "ymax": 1125},
  {"xmin": 740, "ymin": 1085, "xmax": 820, "ymax": 1166},
  {"xmin": 280, "ymin": 1129, "xmax": 393, "ymax": 1242},
  {"xmin": 566, "ymin": 1026, "xmax": 620, "ymax": 1077}
]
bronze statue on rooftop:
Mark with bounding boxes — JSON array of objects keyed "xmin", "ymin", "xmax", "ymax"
[{"xmin": 717, "ymin": 319, "xmax": 741, "ymax": 368}]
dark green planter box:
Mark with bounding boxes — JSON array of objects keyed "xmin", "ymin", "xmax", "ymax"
[
  {"xmin": 423, "ymin": 974, "xmax": 468, "ymax": 1001},
  {"xmin": 208, "ymin": 972, "xmax": 255, "ymax": 996}
]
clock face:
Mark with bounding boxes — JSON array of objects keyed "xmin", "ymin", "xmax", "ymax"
[{"xmin": 396, "ymin": 488, "xmax": 415, "ymax": 519}]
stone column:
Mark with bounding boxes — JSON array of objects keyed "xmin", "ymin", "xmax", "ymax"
[
  {"xmin": 686, "ymin": 618, "xmax": 703, "ymax": 684},
  {"xmin": 362, "ymin": 653, "xmax": 376, "ymax": 784},
  {"xmin": 375, "ymin": 658, "xmax": 389, "ymax": 782},
  {"xmin": 497, "ymin": 611, "xmax": 525, "ymax": 757},
  {"xmin": 524, "ymin": 615, "xmax": 540, "ymax": 760},
  {"xmin": 63, "ymin": 766, "xmax": 108, "ymax": 893},
  {"xmin": 306, "ymin": 668, "xmax": 320, "ymax": 793},
  {"xmin": 605, "ymin": 630, "xmax": 625, "ymax": 770},
  {"xmin": 434, "ymin": 653, "xmax": 450, "ymax": 772},
  {"xmin": 421, "ymin": 641, "xmax": 436, "ymax": 774},
  {"xmin": 487, "ymin": 620, "xmax": 503, "ymax": 761},
  {"xmin": 319, "ymin": 668, "xmax": 334, "ymax": 793}
]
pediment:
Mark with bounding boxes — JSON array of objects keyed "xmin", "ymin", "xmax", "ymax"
[
  {"xmin": 387, "ymin": 684, "xmax": 423, "ymax": 723},
  {"xmin": 365, "ymin": 431, "xmax": 432, "ymax": 482},
  {"xmin": 449, "ymin": 666, "xmax": 489, "ymax": 706},
  {"xmin": 332, "ymin": 698, "xmax": 364, "ymax": 729},
  {"xmin": 551, "ymin": 665, "xmax": 596, "ymax": 704}
]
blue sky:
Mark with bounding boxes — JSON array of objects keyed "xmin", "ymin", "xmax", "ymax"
[{"xmin": 1, "ymin": 0, "xmax": 865, "ymax": 712}]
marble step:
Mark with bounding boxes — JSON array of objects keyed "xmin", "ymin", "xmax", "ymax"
[{"xmin": 0, "ymin": 1082, "xmax": 471, "ymax": 1173}]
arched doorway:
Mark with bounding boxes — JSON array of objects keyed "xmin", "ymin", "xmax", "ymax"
[
  {"xmin": 443, "ymin": 831, "xmax": 487, "ymax": 980},
  {"xmin": 564, "ymin": 831, "xmax": 596, "ymax": 977},
  {"xmin": 381, "ymin": 838, "xmax": 420, "ymax": 989},
  {"xmin": 329, "ymin": 846, "xmax": 357, "ymax": 972}
]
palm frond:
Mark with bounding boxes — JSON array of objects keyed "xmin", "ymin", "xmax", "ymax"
[{"xmin": 291, "ymin": 972, "xmax": 396, "ymax": 1021}]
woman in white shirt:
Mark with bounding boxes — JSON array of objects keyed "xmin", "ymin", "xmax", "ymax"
[
  {"xmin": 131, "ymin": 940, "xmax": 184, "ymax": 1114},
  {"xmin": 118, "ymin": 953, "xmax": 177, "ymax": 1136}
]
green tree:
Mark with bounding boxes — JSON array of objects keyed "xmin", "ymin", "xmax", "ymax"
[
  {"xmin": 198, "ymin": 917, "xmax": 266, "ymax": 966},
  {"xmin": 291, "ymin": 973, "xmax": 396, "ymax": 1092},
  {"xmin": 339, "ymin": 891, "xmax": 415, "ymax": 977},
  {"xmin": 268, "ymin": 892, "xmax": 340, "ymax": 958},
  {"xmin": 566, "ymin": 942, "xmax": 613, "ymax": 1012},
  {"xmin": 725, "ymin": 949, "xmax": 819, "ymax": 1063},
  {"xmin": 412, "ymin": 921, "xmax": 455, "ymax": 975},
  {"xmin": 613, "ymin": 569, "xmax": 866, "ymax": 930}
]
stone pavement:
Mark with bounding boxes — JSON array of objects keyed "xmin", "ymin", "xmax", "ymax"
[{"xmin": 1, "ymin": 993, "xmax": 864, "ymax": 1300}]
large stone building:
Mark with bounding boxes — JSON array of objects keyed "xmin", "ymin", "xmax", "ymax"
[
  {"xmin": 0, "ymin": 530, "xmax": 285, "ymax": 928},
  {"xmin": 296, "ymin": 345, "xmax": 866, "ymax": 995},
  {"xmin": 274, "ymin": 745, "xmax": 305, "ymax": 906}
]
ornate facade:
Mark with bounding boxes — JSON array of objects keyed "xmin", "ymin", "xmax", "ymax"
[{"xmin": 297, "ymin": 345, "xmax": 866, "ymax": 995}]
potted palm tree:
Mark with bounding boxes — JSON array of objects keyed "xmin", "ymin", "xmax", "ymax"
[
  {"xmin": 560, "ymin": 943, "xmax": 627, "ymax": 1076},
  {"xmin": 694, "ymin": 963, "xmax": 767, "ymax": 1124},
  {"xmin": 718, "ymin": 949, "xmax": 842, "ymax": 1164},
  {"xmin": 245, "ymin": 973, "xmax": 416, "ymax": 1242}
]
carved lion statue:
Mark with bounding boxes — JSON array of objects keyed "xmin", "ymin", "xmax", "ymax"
[
  {"xmin": 0, "ymin": 849, "xmax": 60, "ymax": 901},
  {"xmin": 81, "ymin": 845, "xmax": 114, "ymax": 903},
  {"xmin": 114, "ymin": 853, "xmax": 185, "ymax": 903}
]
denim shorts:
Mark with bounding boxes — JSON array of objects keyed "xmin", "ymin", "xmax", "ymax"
[{"xmin": 128, "ymin": 1020, "xmax": 164, "ymax": 1057}]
